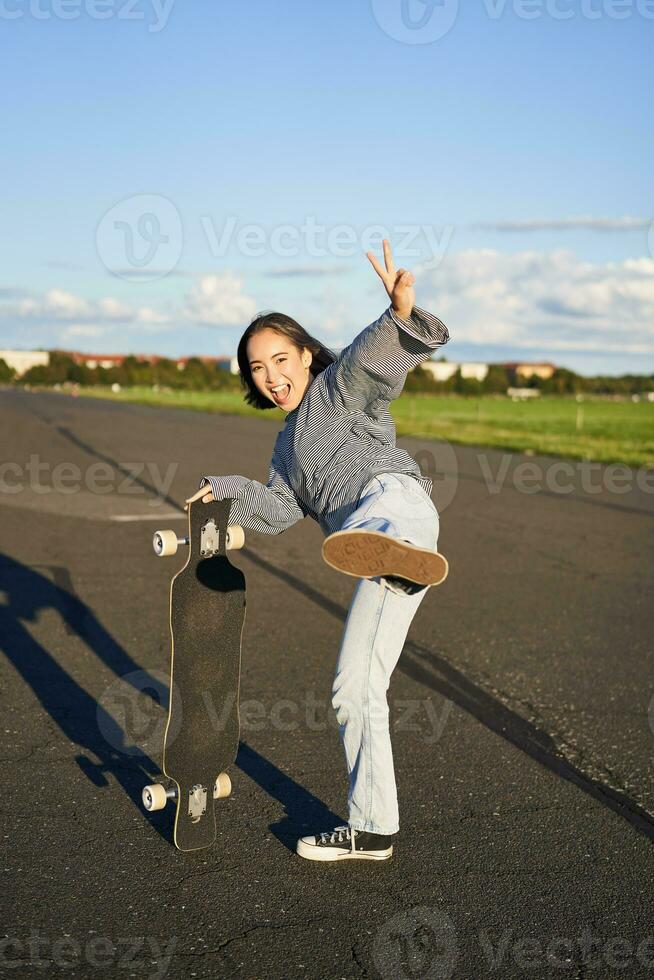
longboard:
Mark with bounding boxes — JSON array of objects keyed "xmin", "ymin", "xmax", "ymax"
[{"xmin": 142, "ymin": 498, "xmax": 246, "ymax": 851}]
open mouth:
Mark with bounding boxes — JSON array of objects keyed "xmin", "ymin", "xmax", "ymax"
[{"xmin": 271, "ymin": 384, "xmax": 291, "ymax": 404}]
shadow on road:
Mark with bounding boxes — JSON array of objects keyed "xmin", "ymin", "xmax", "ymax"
[
  {"xmin": 0, "ymin": 552, "xmax": 340, "ymax": 850},
  {"xmin": 0, "ymin": 553, "xmax": 177, "ymax": 842},
  {"xmin": 243, "ymin": 547, "xmax": 654, "ymax": 843},
  {"xmin": 237, "ymin": 742, "xmax": 342, "ymax": 852}
]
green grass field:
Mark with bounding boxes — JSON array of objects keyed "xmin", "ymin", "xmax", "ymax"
[{"xmin": 74, "ymin": 386, "xmax": 654, "ymax": 469}]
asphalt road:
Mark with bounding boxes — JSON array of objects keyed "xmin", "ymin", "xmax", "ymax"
[{"xmin": 2, "ymin": 386, "xmax": 653, "ymax": 979}]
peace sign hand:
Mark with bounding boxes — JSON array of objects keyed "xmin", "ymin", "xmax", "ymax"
[{"xmin": 366, "ymin": 239, "xmax": 415, "ymax": 320}]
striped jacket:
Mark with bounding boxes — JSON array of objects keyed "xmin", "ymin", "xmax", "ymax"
[{"xmin": 201, "ymin": 304, "xmax": 450, "ymax": 536}]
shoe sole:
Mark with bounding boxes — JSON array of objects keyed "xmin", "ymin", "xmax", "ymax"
[
  {"xmin": 322, "ymin": 530, "xmax": 449, "ymax": 587},
  {"xmin": 296, "ymin": 840, "xmax": 393, "ymax": 862}
]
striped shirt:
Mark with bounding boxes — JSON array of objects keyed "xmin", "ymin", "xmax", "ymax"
[{"xmin": 201, "ymin": 304, "xmax": 450, "ymax": 537}]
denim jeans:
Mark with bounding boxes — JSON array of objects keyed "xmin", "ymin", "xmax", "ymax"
[{"xmin": 331, "ymin": 472, "xmax": 440, "ymax": 835}]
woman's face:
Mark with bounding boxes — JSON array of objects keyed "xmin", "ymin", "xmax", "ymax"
[{"xmin": 247, "ymin": 328, "xmax": 313, "ymax": 413}]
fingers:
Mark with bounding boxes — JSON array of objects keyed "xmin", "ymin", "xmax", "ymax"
[
  {"xmin": 382, "ymin": 239, "xmax": 396, "ymax": 276},
  {"xmin": 183, "ymin": 486, "xmax": 215, "ymax": 510},
  {"xmin": 365, "ymin": 250, "xmax": 388, "ymax": 282},
  {"xmin": 367, "ymin": 240, "xmax": 415, "ymax": 302},
  {"xmin": 183, "ymin": 495, "xmax": 213, "ymax": 511},
  {"xmin": 184, "ymin": 487, "xmax": 205, "ymax": 504},
  {"xmin": 366, "ymin": 239, "xmax": 399, "ymax": 282}
]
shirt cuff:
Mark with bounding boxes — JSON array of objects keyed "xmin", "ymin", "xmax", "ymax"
[
  {"xmin": 388, "ymin": 304, "xmax": 450, "ymax": 349},
  {"xmin": 198, "ymin": 474, "xmax": 250, "ymax": 499}
]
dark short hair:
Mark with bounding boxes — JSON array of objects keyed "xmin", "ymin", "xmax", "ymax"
[{"xmin": 237, "ymin": 311, "xmax": 337, "ymax": 410}]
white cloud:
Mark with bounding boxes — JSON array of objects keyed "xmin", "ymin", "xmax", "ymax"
[
  {"xmin": 419, "ymin": 249, "xmax": 654, "ymax": 355},
  {"xmin": 3, "ymin": 289, "xmax": 171, "ymax": 329},
  {"xmin": 184, "ymin": 272, "xmax": 257, "ymax": 326},
  {"xmin": 18, "ymin": 289, "xmax": 92, "ymax": 319},
  {"xmin": 60, "ymin": 324, "xmax": 107, "ymax": 339},
  {"xmin": 0, "ymin": 270, "xmax": 258, "ymax": 334},
  {"xmin": 96, "ymin": 297, "xmax": 133, "ymax": 320},
  {"xmin": 136, "ymin": 307, "xmax": 172, "ymax": 324}
]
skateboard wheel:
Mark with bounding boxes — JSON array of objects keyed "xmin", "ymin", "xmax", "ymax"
[
  {"xmin": 226, "ymin": 525, "xmax": 245, "ymax": 550},
  {"xmin": 142, "ymin": 783, "xmax": 167, "ymax": 811},
  {"xmin": 153, "ymin": 529, "xmax": 179, "ymax": 557},
  {"xmin": 213, "ymin": 772, "xmax": 232, "ymax": 800}
]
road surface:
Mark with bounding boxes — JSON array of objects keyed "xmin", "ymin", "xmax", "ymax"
[{"xmin": 2, "ymin": 387, "xmax": 653, "ymax": 979}]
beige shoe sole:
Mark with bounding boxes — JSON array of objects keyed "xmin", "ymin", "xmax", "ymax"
[
  {"xmin": 322, "ymin": 530, "xmax": 449, "ymax": 587},
  {"xmin": 296, "ymin": 839, "xmax": 393, "ymax": 861}
]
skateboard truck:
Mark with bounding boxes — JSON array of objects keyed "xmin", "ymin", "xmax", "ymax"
[
  {"xmin": 142, "ymin": 772, "xmax": 232, "ymax": 813},
  {"xmin": 153, "ymin": 521, "xmax": 245, "ymax": 557},
  {"xmin": 188, "ymin": 784, "xmax": 207, "ymax": 822}
]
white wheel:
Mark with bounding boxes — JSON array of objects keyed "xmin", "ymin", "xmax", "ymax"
[
  {"xmin": 142, "ymin": 783, "xmax": 167, "ymax": 811},
  {"xmin": 213, "ymin": 772, "xmax": 232, "ymax": 800},
  {"xmin": 226, "ymin": 525, "xmax": 245, "ymax": 550},
  {"xmin": 153, "ymin": 529, "xmax": 178, "ymax": 557}
]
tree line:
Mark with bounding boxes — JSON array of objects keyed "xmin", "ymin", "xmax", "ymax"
[
  {"xmin": 404, "ymin": 363, "xmax": 654, "ymax": 396},
  {"xmin": 0, "ymin": 353, "xmax": 242, "ymax": 392},
  {"xmin": 1, "ymin": 352, "xmax": 652, "ymax": 397}
]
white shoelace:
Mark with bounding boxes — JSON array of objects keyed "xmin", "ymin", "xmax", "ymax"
[{"xmin": 318, "ymin": 825, "xmax": 352, "ymax": 846}]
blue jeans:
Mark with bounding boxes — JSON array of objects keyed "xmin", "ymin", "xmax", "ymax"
[{"xmin": 331, "ymin": 472, "xmax": 440, "ymax": 835}]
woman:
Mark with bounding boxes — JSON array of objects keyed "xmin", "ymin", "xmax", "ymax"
[{"xmin": 185, "ymin": 240, "xmax": 450, "ymax": 861}]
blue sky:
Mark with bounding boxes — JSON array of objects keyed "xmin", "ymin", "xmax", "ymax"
[{"xmin": 0, "ymin": 0, "xmax": 652, "ymax": 374}]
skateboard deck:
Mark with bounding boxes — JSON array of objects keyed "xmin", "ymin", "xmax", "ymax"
[{"xmin": 142, "ymin": 498, "xmax": 246, "ymax": 851}]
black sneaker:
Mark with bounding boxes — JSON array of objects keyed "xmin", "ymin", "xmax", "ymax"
[
  {"xmin": 296, "ymin": 825, "xmax": 393, "ymax": 861},
  {"xmin": 383, "ymin": 574, "xmax": 428, "ymax": 595}
]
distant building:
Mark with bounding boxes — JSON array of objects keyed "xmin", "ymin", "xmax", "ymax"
[
  {"xmin": 460, "ymin": 362, "xmax": 489, "ymax": 382},
  {"xmin": 507, "ymin": 387, "xmax": 541, "ymax": 400},
  {"xmin": 419, "ymin": 361, "xmax": 458, "ymax": 382},
  {"xmin": 69, "ymin": 353, "xmax": 125, "ymax": 370},
  {"xmin": 0, "ymin": 349, "xmax": 50, "ymax": 376},
  {"xmin": 61, "ymin": 351, "xmax": 232, "ymax": 372},
  {"xmin": 419, "ymin": 361, "xmax": 489, "ymax": 382},
  {"xmin": 503, "ymin": 362, "xmax": 556, "ymax": 381}
]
